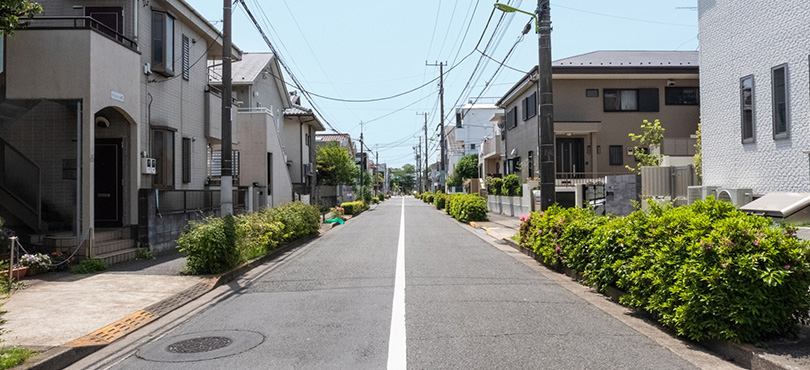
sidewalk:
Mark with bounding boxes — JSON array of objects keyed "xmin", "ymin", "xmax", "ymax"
[
  {"xmin": 2, "ymin": 251, "xmax": 200, "ymax": 348},
  {"xmin": 470, "ymin": 212, "xmax": 521, "ymax": 241}
]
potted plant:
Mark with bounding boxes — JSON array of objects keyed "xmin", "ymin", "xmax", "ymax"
[{"xmin": 19, "ymin": 253, "xmax": 52, "ymax": 276}]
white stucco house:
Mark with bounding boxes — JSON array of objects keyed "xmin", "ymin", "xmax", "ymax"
[{"xmin": 698, "ymin": 0, "xmax": 810, "ymax": 196}]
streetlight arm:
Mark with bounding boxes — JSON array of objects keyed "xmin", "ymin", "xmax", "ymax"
[{"xmin": 493, "ymin": 3, "xmax": 539, "ymax": 33}]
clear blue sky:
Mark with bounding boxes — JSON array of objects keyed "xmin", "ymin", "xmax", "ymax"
[{"xmin": 186, "ymin": 0, "xmax": 698, "ymax": 169}]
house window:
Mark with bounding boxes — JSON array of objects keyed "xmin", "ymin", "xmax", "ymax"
[
  {"xmin": 522, "ymin": 92, "xmax": 537, "ymax": 121},
  {"xmin": 604, "ymin": 88, "xmax": 659, "ymax": 112},
  {"xmin": 772, "ymin": 64, "xmax": 789, "ymax": 139},
  {"xmin": 665, "ymin": 87, "xmax": 699, "ymax": 105},
  {"xmin": 469, "ymin": 143, "xmax": 476, "ymax": 150},
  {"xmin": 152, "ymin": 128, "xmax": 175, "ymax": 188},
  {"xmin": 206, "ymin": 148, "xmax": 240, "ymax": 184},
  {"xmin": 267, "ymin": 153, "xmax": 273, "ymax": 195},
  {"xmin": 181, "ymin": 35, "xmax": 190, "ymax": 80},
  {"xmin": 740, "ymin": 75, "xmax": 755, "ymax": 143},
  {"xmin": 507, "ymin": 157, "xmax": 521, "ymax": 175},
  {"xmin": 456, "ymin": 112, "xmax": 463, "ymax": 128},
  {"xmin": 528, "ymin": 151, "xmax": 534, "ymax": 178},
  {"xmin": 182, "ymin": 137, "xmax": 191, "ymax": 183},
  {"xmin": 151, "ymin": 11, "xmax": 175, "ymax": 76},
  {"xmin": 585, "ymin": 89, "xmax": 599, "ymax": 98},
  {"xmin": 609, "ymin": 145, "xmax": 623, "ymax": 166},
  {"xmin": 507, "ymin": 106, "xmax": 517, "ymax": 129}
]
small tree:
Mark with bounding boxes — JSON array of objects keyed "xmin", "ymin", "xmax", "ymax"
[
  {"xmin": 694, "ymin": 121, "xmax": 702, "ymax": 184},
  {"xmin": 447, "ymin": 154, "xmax": 479, "ymax": 187},
  {"xmin": 316, "ymin": 143, "xmax": 358, "ymax": 186},
  {"xmin": 626, "ymin": 119, "xmax": 665, "ymax": 173},
  {"xmin": 0, "ymin": 0, "xmax": 43, "ymax": 35}
]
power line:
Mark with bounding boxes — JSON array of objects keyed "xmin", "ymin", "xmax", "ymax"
[{"xmin": 551, "ymin": 3, "xmax": 698, "ymax": 28}]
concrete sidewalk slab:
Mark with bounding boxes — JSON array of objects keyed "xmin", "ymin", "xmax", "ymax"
[{"xmin": 470, "ymin": 212, "xmax": 521, "ymax": 241}]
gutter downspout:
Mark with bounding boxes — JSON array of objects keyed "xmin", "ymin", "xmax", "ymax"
[
  {"xmin": 76, "ymin": 101, "xmax": 82, "ymax": 247},
  {"xmin": 132, "ymin": 0, "xmax": 139, "ymax": 49}
]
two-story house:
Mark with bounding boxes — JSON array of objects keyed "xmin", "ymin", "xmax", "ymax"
[
  {"xmin": 0, "ymin": 0, "xmax": 242, "ymax": 259},
  {"xmin": 496, "ymin": 51, "xmax": 700, "ymax": 184},
  {"xmin": 209, "ymin": 52, "xmax": 294, "ymax": 209},
  {"xmin": 447, "ymin": 102, "xmax": 500, "ymax": 190},
  {"xmin": 698, "ymin": 1, "xmax": 810, "ymax": 196},
  {"xmin": 283, "ymin": 92, "xmax": 324, "ymax": 204}
]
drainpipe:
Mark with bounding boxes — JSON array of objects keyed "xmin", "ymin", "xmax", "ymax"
[
  {"xmin": 76, "ymin": 101, "xmax": 82, "ymax": 246},
  {"xmin": 132, "ymin": 0, "xmax": 139, "ymax": 48}
]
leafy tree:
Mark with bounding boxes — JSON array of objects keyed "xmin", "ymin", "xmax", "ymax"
[
  {"xmin": 316, "ymin": 143, "xmax": 358, "ymax": 186},
  {"xmin": 448, "ymin": 154, "xmax": 479, "ymax": 187},
  {"xmin": 626, "ymin": 119, "xmax": 665, "ymax": 173},
  {"xmin": 0, "ymin": 0, "xmax": 43, "ymax": 35},
  {"xmin": 390, "ymin": 165, "xmax": 416, "ymax": 192}
]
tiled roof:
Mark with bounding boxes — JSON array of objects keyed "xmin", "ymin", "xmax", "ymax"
[
  {"xmin": 208, "ymin": 53, "xmax": 275, "ymax": 84},
  {"xmin": 284, "ymin": 104, "xmax": 313, "ymax": 116},
  {"xmin": 316, "ymin": 133, "xmax": 352, "ymax": 143}
]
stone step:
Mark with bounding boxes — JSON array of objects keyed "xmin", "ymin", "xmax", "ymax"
[
  {"xmin": 93, "ymin": 248, "xmax": 138, "ymax": 266},
  {"xmin": 94, "ymin": 229, "xmax": 128, "ymax": 243},
  {"xmin": 43, "ymin": 235, "xmax": 76, "ymax": 248},
  {"xmin": 93, "ymin": 239, "xmax": 135, "ymax": 256}
]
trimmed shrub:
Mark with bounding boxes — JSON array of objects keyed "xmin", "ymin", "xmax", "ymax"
[
  {"xmin": 519, "ymin": 197, "xmax": 810, "ymax": 343},
  {"xmin": 434, "ymin": 192, "xmax": 447, "ymax": 210},
  {"xmin": 179, "ymin": 202, "xmax": 319, "ymax": 275},
  {"xmin": 501, "ymin": 174, "xmax": 521, "ymax": 196},
  {"xmin": 340, "ymin": 201, "xmax": 366, "ymax": 215},
  {"xmin": 489, "ymin": 177, "xmax": 503, "ymax": 196},
  {"xmin": 421, "ymin": 192, "xmax": 435, "ymax": 204},
  {"xmin": 447, "ymin": 194, "xmax": 488, "ymax": 223},
  {"xmin": 72, "ymin": 258, "xmax": 107, "ymax": 274}
]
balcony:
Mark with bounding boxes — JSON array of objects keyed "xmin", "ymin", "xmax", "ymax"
[
  {"xmin": 5, "ymin": 17, "xmax": 140, "ymax": 106},
  {"xmin": 480, "ymin": 136, "xmax": 503, "ymax": 159}
]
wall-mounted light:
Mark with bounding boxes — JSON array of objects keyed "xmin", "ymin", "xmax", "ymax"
[
  {"xmin": 587, "ymin": 145, "xmax": 591, "ymax": 154},
  {"xmin": 596, "ymin": 145, "xmax": 601, "ymax": 154}
]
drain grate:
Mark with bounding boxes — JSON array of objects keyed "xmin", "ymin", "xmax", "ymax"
[{"xmin": 166, "ymin": 337, "xmax": 233, "ymax": 354}]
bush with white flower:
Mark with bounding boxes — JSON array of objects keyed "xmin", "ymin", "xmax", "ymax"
[{"xmin": 19, "ymin": 253, "xmax": 51, "ymax": 269}]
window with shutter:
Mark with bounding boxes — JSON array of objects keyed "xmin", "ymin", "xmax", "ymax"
[
  {"xmin": 182, "ymin": 35, "xmax": 190, "ymax": 80},
  {"xmin": 182, "ymin": 137, "xmax": 191, "ymax": 183},
  {"xmin": 609, "ymin": 145, "xmax": 623, "ymax": 166}
]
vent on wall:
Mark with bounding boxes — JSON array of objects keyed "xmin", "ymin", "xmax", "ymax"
[
  {"xmin": 687, "ymin": 186, "xmax": 718, "ymax": 204},
  {"xmin": 716, "ymin": 188, "xmax": 753, "ymax": 207}
]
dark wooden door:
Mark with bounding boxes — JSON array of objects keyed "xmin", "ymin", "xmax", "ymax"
[
  {"xmin": 556, "ymin": 138, "xmax": 585, "ymax": 174},
  {"xmin": 95, "ymin": 139, "xmax": 123, "ymax": 228},
  {"xmin": 85, "ymin": 7, "xmax": 123, "ymax": 40}
]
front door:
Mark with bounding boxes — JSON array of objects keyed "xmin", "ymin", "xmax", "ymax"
[
  {"xmin": 556, "ymin": 138, "xmax": 585, "ymax": 174},
  {"xmin": 95, "ymin": 139, "xmax": 123, "ymax": 228},
  {"xmin": 85, "ymin": 7, "xmax": 123, "ymax": 40}
]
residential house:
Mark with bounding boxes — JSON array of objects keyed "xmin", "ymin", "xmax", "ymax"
[
  {"xmin": 316, "ymin": 133, "xmax": 356, "ymax": 157},
  {"xmin": 283, "ymin": 92, "xmax": 325, "ymax": 204},
  {"xmin": 447, "ymin": 102, "xmax": 499, "ymax": 190},
  {"xmin": 315, "ymin": 133, "xmax": 356, "ymax": 204},
  {"xmin": 209, "ymin": 52, "xmax": 294, "ymax": 209},
  {"xmin": 0, "ymin": 0, "xmax": 242, "ymax": 258},
  {"xmin": 698, "ymin": 1, "xmax": 810, "ymax": 195},
  {"xmin": 479, "ymin": 111, "xmax": 505, "ymax": 178},
  {"xmin": 496, "ymin": 51, "xmax": 700, "ymax": 184}
]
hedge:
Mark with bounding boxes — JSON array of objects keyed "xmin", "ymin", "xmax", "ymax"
[
  {"xmin": 446, "ymin": 194, "xmax": 488, "ymax": 223},
  {"xmin": 501, "ymin": 174, "xmax": 521, "ymax": 196},
  {"xmin": 434, "ymin": 192, "xmax": 447, "ymax": 210},
  {"xmin": 340, "ymin": 201, "xmax": 368, "ymax": 215},
  {"xmin": 489, "ymin": 177, "xmax": 503, "ymax": 195},
  {"xmin": 519, "ymin": 197, "xmax": 810, "ymax": 343},
  {"xmin": 178, "ymin": 202, "xmax": 320, "ymax": 275},
  {"xmin": 421, "ymin": 192, "xmax": 435, "ymax": 204}
]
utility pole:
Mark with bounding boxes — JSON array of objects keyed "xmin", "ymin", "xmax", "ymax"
[
  {"xmin": 417, "ymin": 112, "xmax": 429, "ymax": 192},
  {"xmin": 360, "ymin": 121, "xmax": 364, "ymax": 202},
  {"xmin": 375, "ymin": 150, "xmax": 379, "ymax": 196},
  {"xmin": 426, "ymin": 62, "xmax": 447, "ymax": 188},
  {"xmin": 220, "ymin": 0, "xmax": 233, "ymax": 215},
  {"xmin": 537, "ymin": 0, "xmax": 556, "ymax": 210}
]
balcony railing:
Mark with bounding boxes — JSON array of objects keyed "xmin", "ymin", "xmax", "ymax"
[
  {"xmin": 23, "ymin": 16, "xmax": 137, "ymax": 51},
  {"xmin": 480, "ymin": 136, "xmax": 502, "ymax": 159}
]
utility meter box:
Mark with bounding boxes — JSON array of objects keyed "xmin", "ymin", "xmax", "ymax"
[{"xmin": 142, "ymin": 158, "xmax": 157, "ymax": 175}]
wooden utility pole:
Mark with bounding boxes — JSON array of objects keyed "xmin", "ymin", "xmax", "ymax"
[
  {"xmin": 220, "ymin": 0, "xmax": 233, "ymax": 215},
  {"xmin": 537, "ymin": 0, "xmax": 556, "ymax": 210},
  {"xmin": 417, "ymin": 112, "xmax": 429, "ymax": 192}
]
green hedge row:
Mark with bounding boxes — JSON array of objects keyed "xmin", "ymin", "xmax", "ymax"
[
  {"xmin": 446, "ymin": 194, "xmax": 488, "ymax": 223},
  {"xmin": 178, "ymin": 202, "xmax": 320, "ymax": 275},
  {"xmin": 340, "ymin": 201, "xmax": 368, "ymax": 215},
  {"xmin": 434, "ymin": 192, "xmax": 447, "ymax": 210},
  {"xmin": 519, "ymin": 197, "xmax": 810, "ymax": 343},
  {"xmin": 420, "ymin": 192, "xmax": 435, "ymax": 204}
]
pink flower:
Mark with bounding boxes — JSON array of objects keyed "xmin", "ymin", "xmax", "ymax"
[
  {"xmin": 520, "ymin": 214, "xmax": 530, "ymax": 222},
  {"xmin": 785, "ymin": 265, "xmax": 791, "ymax": 270},
  {"xmin": 721, "ymin": 263, "xmax": 727, "ymax": 268},
  {"xmin": 555, "ymin": 246, "xmax": 560, "ymax": 251},
  {"xmin": 538, "ymin": 229, "xmax": 543, "ymax": 234},
  {"xmin": 753, "ymin": 240, "xmax": 760, "ymax": 246}
]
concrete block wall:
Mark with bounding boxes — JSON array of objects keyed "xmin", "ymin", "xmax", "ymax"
[
  {"xmin": 605, "ymin": 174, "xmax": 640, "ymax": 216},
  {"xmin": 699, "ymin": 0, "xmax": 810, "ymax": 194}
]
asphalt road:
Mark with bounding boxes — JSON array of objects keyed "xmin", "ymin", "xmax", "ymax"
[{"xmin": 73, "ymin": 197, "xmax": 704, "ymax": 369}]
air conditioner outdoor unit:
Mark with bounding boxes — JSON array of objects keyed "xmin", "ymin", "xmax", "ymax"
[
  {"xmin": 687, "ymin": 185, "xmax": 718, "ymax": 204},
  {"xmin": 716, "ymin": 188, "xmax": 753, "ymax": 207}
]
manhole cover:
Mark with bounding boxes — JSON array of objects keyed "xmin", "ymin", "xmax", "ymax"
[
  {"xmin": 137, "ymin": 330, "xmax": 264, "ymax": 363},
  {"xmin": 166, "ymin": 336, "xmax": 233, "ymax": 353}
]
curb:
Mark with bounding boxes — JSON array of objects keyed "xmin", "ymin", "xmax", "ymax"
[
  {"xmin": 15, "ymin": 232, "xmax": 324, "ymax": 370},
  {"xmin": 496, "ymin": 232, "xmax": 793, "ymax": 370}
]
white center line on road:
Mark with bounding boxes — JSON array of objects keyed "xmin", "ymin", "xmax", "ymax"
[{"xmin": 387, "ymin": 197, "xmax": 407, "ymax": 369}]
